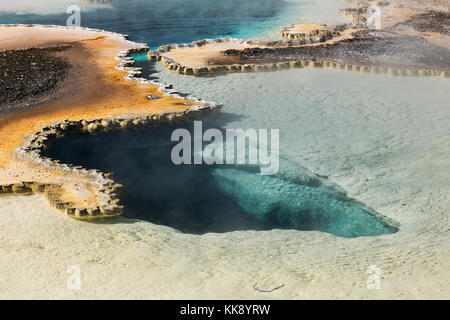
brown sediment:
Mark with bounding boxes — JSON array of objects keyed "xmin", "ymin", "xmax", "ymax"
[
  {"xmin": 148, "ymin": 0, "xmax": 450, "ymax": 78},
  {"xmin": 0, "ymin": 26, "xmax": 219, "ymax": 220}
]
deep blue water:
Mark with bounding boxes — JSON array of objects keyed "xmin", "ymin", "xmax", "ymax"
[
  {"xmin": 0, "ymin": 0, "xmax": 297, "ymax": 48},
  {"xmin": 43, "ymin": 122, "xmax": 397, "ymax": 237}
]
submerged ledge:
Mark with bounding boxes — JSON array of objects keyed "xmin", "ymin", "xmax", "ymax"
[{"xmin": 0, "ymin": 25, "xmax": 221, "ymax": 219}]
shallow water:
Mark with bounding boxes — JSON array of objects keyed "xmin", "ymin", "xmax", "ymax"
[
  {"xmin": 153, "ymin": 66, "xmax": 450, "ymax": 166},
  {"xmin": 151, "ymin": 67, "xmax": 450, "ymax": 225}
]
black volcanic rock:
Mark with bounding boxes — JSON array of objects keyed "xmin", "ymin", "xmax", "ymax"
[{"xmin": 0, "ymin": 47, "xmax": 71, "ymax": 107}]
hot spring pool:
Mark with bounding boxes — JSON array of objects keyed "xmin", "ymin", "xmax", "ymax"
[
  {"xmin": 43, "ymin": 123, "xmax": 397, "ymax": 238},
  {"xmin": 11, "ymin": 0, "xmax": 449, "ymax": 239}
]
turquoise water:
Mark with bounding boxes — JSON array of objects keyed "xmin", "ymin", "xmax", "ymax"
[{"xmin": 0, "ymin": 0, "xmax": 350, "ymax": 47}]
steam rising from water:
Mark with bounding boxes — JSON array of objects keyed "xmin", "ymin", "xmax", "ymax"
[{"xmin": 43, "ymin": 124, "xmax": 397, "ymax": 238}]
